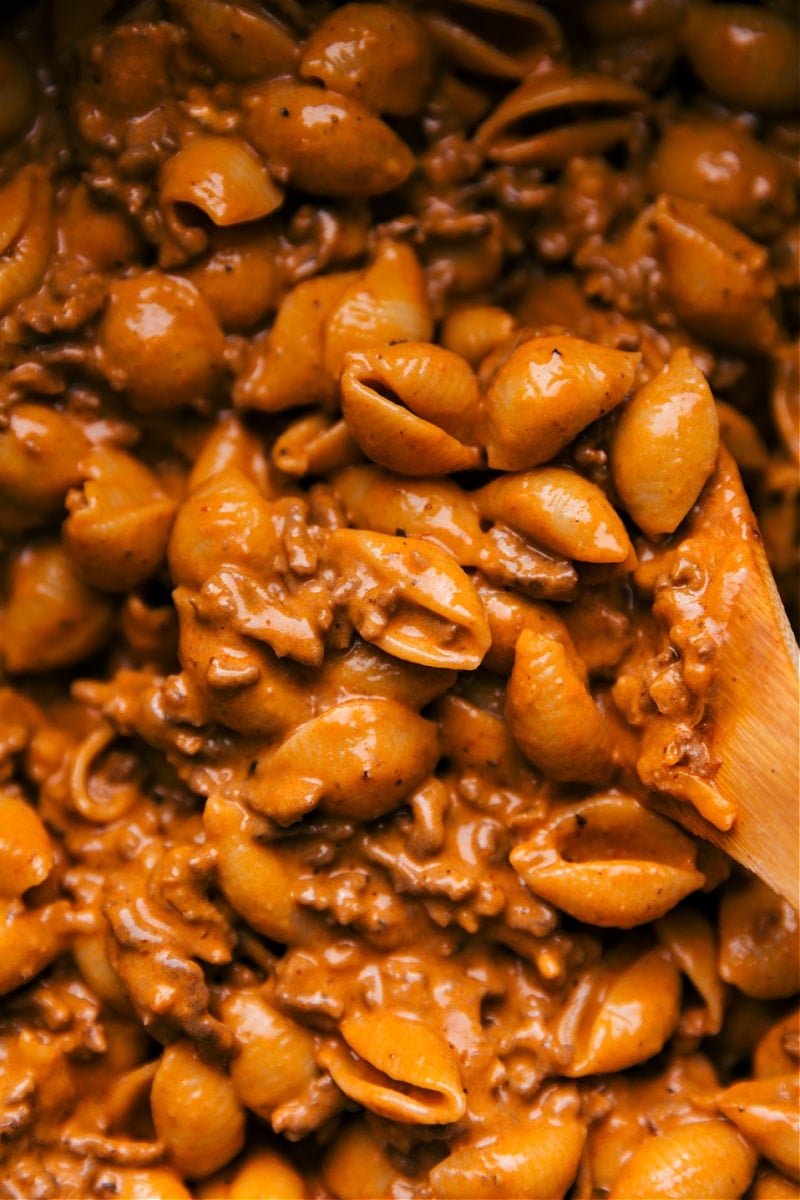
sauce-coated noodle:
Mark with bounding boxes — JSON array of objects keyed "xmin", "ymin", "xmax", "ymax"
[{"xmin": 0, "ymin": 2, "xmax": 797, "ymax": 1197}]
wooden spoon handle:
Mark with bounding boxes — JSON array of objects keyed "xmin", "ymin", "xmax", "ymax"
[{"xmin": 650, "ymin": 448, "xmax": 799, "ymax": 909}]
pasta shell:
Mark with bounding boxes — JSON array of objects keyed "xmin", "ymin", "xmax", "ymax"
[
  {"xmin": 340, "ymin": 378, "xmax": 481, "ymax": 474},
  {"xmin": 476, "ymin": 468, "xmax": 633, "ymax": 563},
  {"xmin": 423, "ymin": 0, "xmax": 563, "ymax": 80},
  {"xmin": 511, "ymin": 794, "xmax": 704, "ymax": 928},
  {"xmin": 484, "ymin": 335, "xmax": 640, "ymax": 470},
  {"xmin": 611, "ymin": 346, "xmax": 719, "ymax": 538},
  {"xmin": 233, "ymin": 271, "xmax": 356, "ymax": 413},
  {"xmin": 224, "ymin": 1150, "xmax": 308, "ymax": 1200},
  {"xmin": 656, "ymin": 908, "xmax": 725, "ymax": 1037},
  {"xmin": 323, "ymin": 1118, "xmax": 412, "ymax": 1200},
  {"xmin": 0, "ymin": 164, "xmax": 52, "ymax": 315},
  {"xmin": 64, "ymin": 447, "xmax": 177, "ymax": 592},
  {"xmin": 474, "ymin": 68, "xmax": 648, "ymax": 167},
  {"xmin": 220, "ymin": 987, "xmax": 317, "ymax": 1120},
  {"xmin": 333, "ymin": 465, "xmax": 486, "ymax": 564},
  {"xmin": 648, "ymin": 121, "xmax": 795, "ymax": 238},
  {"xmin": 718, "ymin": 1076, "xmax": 800, "ymax": 1181},
  {"xmin": 324, "ymin": 241, "xmax": 434, "ymax": 378},
  {"xmin": 1, "ymin": 541, "xmax": 114, "ymax": 674},
  {"xmin": 608, "ymin": 1118, "xmax": 757, "ymax": 1199},
  {"xmin": 272, "ymin": 412, "xmax": 360, "ymax": 478},
  {"xmin": 327, "ymin": 528, "xmax": 491, "ymax": 669},
  {"xmin": 320, "ymin": 1010, "xmax": 466, "ymax": 1124},
  {"xmin": 341, "ymin": 343, "xmax": 484, "ymax": 475},
  {"xmin": 247, "ymin": 697, "xmax": 439, "ymax": 824},
  {"xmin": 653, "ymin": 193, "xmax": 779, "ymax": 353},
  {"xmin": 97, "ymin": 272, "xmax": 226, "ymax": 414},
  {"xmin": 160, "ymin": 136, "xmax": 283, "ymax": 230},
  {"xmin": 300, "ymin": 3, "xmax": 434, "ymax": 116},
  {"xmin": 430, "ymin": 1105, "xmax": 587, "ymax": 1198},
  {"xmin": 559, "ymin": 945, "xmax": 682, "ymax": 1075},
  {"xmin": 754, "ymin": 1010, "xmax": 800, "ymax": 1079},
  {"xmin": 680, "ymin": 4, "xmax": 800, "ymax": 115},
  {"xmin": 203, "ymin": 794, "xmax": 318, "ymax": 945},
  {"xmin": 181, "ymin": 225, "xmax": 282, "ymax": 333},
  {"xmin": 0, "ymin": 792, "xmax": 53, "ymax": 898},
  {"xmin": 151, "ymin": 1040, "xmax": 245, "ymax": 1180},
  {"xmin": 505, "ymin": 629, "xmax": 613, "ymax": 783},
  {"xmin": 0, "ymin": 404, "xmax": 90, "ymax": 534},
  {"xmin": 167, "ymin": 0, "xmax": 298, "ymax": 80},
  {"xmin": 245, "ymin": 80, "xmax": 414, "ymax": 197}
]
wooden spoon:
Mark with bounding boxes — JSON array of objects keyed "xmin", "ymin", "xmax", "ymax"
[{"xmin": 643, "ymin": 446, "xmax": 799, "ymax": 910}]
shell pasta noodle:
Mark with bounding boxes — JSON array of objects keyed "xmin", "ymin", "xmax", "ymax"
[{"xmin": 0, "ymin": 0, "xmax": 798, "ymax": 1197}]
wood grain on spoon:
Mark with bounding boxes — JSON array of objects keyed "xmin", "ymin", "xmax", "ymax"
[{"xmin": 643, "ymin": 446, "xmax": 799, "ymax": 910}]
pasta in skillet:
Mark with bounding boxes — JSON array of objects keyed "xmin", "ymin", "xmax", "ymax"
[{"xmin": 0, "ymin": 1, "xmax": 797, "ymax": 1198}]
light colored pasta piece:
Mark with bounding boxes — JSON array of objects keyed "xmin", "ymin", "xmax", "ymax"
[
  {"xmin": 656, "ymin": 907, "xmax": 726, "ymax": 1036},
  {"xmin": 326, "ymin": 528, "xmax": 491, "ymax": 669},
  {"xmin": 96, "ymin": 271, "xmax": 226, "ymax": 413},
  {"xmin": 607, "ymin": 1118, "xmax": 757, "ymax": 1199},
  {"xmin": 159, "ymin": 135, "xmax": 283, "ymax": 261},
  {"xmin": 476, "ymin": 467, "xmax": 633, "ymax": 563},
  {"xmin": 441, "ymin": 304, "xmax": 519, "ymax": 368},
  {"xmin": 203, "ymin": 794, "xmax": 320, "ymax": 945},
  {"xmin": 423, "ymin": 0, "xmax": 563, "ymax": 80},
  {"xmin": 718, "ymin": 1076, "xmax": 800, "ymax": 1181},
  {"xmin": 680, "ymin": 4, "xmax": 800, "ymax": 114},
  {"xmin": 0, "ymin": 541, "xmax": 114, "ymax": 674},
  {"xmin": 749, "ymin": 1165, "xmax": 800, "ymax": 1198},
  {"xmin": 340, "ymin": 342, "xmax": 483, "ymax": 474},
  {"xmin": 484, "ymin": 334, "xmax": 640, "ymax": 469},
  {"xmin": 300, "ymin": 3, "xmax": 433, "ymax": 115},
  {"xmin": 181, "ymin": 224, "xmax": 282, "ymax": 332},
  {"xmin": 219, "ymin": 986, "xmax": 318, "ymax": 1121},
  {"xmin": 323, "ymin": 240, "xmax": 434, "ymax": 378},
  {"xmin": 470, "ymin": 573, "xmax": 582, "ymax": 675},
  {"xmin": 272, "ymin": 413, "xmax": 360, "ymax": 478},
  {"xmin": 151, "ymin": 1040, "xmax": 246, "ymax": 1180},
  {"xmin": 557, "ymin": 944, "xmax": 682, "ymax": 1076},
  {"xmin": 0, "ymin": 403, "xmax": 90, "ymax": 533},
  {"xmin": 474, "ymin": 68, "xmax": 649, "ymax": 167},
  {"xmin": 754, "ymin": 1009, "xmax": 800, "ymax": 1079},
  {"xmin": 246, "ymin": 696, "xmax": 439, "ymax": 824},
  {"xmin": 0, "ymin": 164, "xmax": 52, "ymax": 315},
  {"xmin": 653, "ymin": 194, "xmax": 779, "ymax": 353},
  {"xmin": 167, "ymin": 0, "xmax": 298, "ymax": 80},
  {"xmin": 511, "ymin": 793, "xmax": 704, "ymax": 927},
  {"xmin": 718, "ymin": 875, "xmax": 800, "ymax": 1000},
  {"xmin": 187, "ymin": 413, "xmax": 272, "ymax": 494},
  {"xmin": 67, "ymin": 721, "xmax": 141, "ymax": 824},
  {"xmin": 0, "ymin": 791, "xmax": 54, "ymax": 898},
  {"xmin": 245, "ymin": 79, "xmax": 414, "ymax": 197},
  {"xmin": 505, "ymin": 629, "xmax": 613, "ymax": 783},
  {"xmin": 223, "ymin": 1149, "xmax": 309, "ymax": 1199},
  {"xmin": 72, "ymin": 929, "xmax": 131, "ymax": 1013},
  {"xmin": 233, "ymin": 271, "xmax": 356, "ymax": 412},
  {"xmin": 64, "ymin": 446, "xmax": 177, "ymax": 591},
  {"xmin": 648, "ymin": 120, "xmax": 795, "ymax": 237},
  {"xmin": 322, "ymin": 1118, "xmax": 415, "ymax": 1200},
  {"xmin": 319, "ymin": 1010, "xmax": 466, "ymax": 1124},
  {"xmin": 430, "ymin": 1091, "xmax": 586, "ymax": 1198},
  {"xmin": 611, "ymin": 346, "xmax": 719, "ymax": 538}
]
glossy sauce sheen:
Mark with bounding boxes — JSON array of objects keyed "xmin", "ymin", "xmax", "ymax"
[{"xmin": 0, "ymin": 2, "xmax": 797, "ymax": 1198}]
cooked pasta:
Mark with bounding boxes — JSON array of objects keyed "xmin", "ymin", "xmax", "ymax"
[{"xmin": 0, "ymin": 1, "xmax": 797, "ymax": 1198}]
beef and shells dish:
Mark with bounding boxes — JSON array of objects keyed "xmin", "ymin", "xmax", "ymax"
[{"xmin": 0, "ymin": 1, "xmax": 798, "ymax": 1197}]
